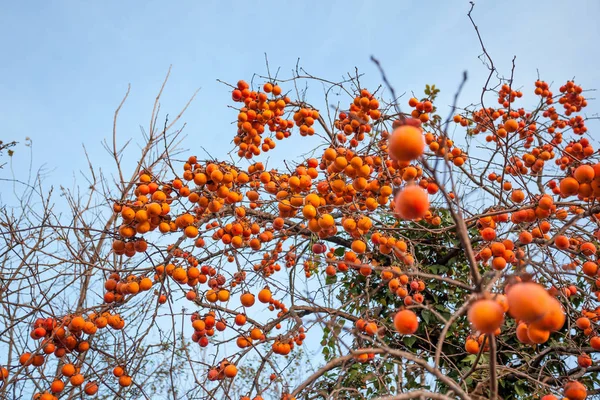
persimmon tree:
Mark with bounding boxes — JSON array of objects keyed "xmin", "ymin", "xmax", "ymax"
[{"xmin": 1, "ymin": 9, "xmax": 600, "ymax": 400}]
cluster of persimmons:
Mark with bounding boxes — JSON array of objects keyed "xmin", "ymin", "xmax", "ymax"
[{"xmin": 4, "ymin": 73, "xmax": 598, "ymax": 400}]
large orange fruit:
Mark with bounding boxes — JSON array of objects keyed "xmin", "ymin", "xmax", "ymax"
[
  {"xmin": 564, "ymin": 381, "xmax": 587, "ymax": 400},
  {"xmin": 529, "ymin": 297, "xmax": 565, "ymax": 332},
  {"xmin": 393, "ymin": 310, "xmax": 418, "ymax": 335},
  {"xmin": 506, "ymin": 282, "xmax": 550, "ymax": 323},
  {"xmin": 388, "ymin": 125, "xmax": 425, "ymax": 162},
  {"xmin": 467, "ymin": 299, "xmax": 505, "ymax": 334},
  {"xmin": 394, "ymin": 185, "xmax": 430, "ymax": 220}
]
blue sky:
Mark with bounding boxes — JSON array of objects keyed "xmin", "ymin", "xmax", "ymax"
[{"xmin": 1, "ymin": 0, "xmax": 599, "ymax": 183}]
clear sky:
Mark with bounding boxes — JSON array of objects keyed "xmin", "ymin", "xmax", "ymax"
[{"xmin": 1, "ymin": 0, "xmax": 599, "ymax": 185}]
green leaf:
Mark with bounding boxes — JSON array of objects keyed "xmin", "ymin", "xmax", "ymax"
[
  {"xmin": 333, "ymin": 323, "xmax": 342, "ymax": 334},
  {"xmin": 461, "ymin": 354, "xmax": 477, "ymax": 364},
  {"xmin": 421, "ymin": 309, "xmax": 432, "ymax": 324},
  {"xmin": 334, "ymin": 247, "xmax": 346, "ymax": 257},
  {"xmin": 515, "ymin": 384, "xmax": 525, "ymax": 396},
  {"xmin": 403, "ymin": 335, "xmax": 417, "ymax": 347}
]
